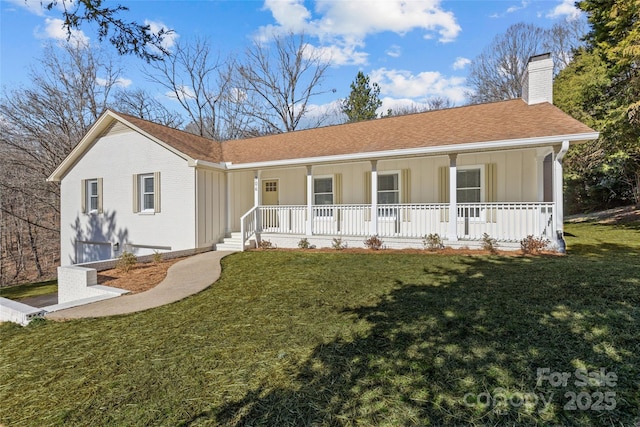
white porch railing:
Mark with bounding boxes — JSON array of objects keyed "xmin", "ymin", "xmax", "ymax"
[
  {"xmin": 312, "ymin": 204, "xmax": 370, "ymax": 236},
  {"xmin": 259, "ymin": 205, "xmax": 307, "ymax": 234},
  {"xmin": 456, "ymin": 202, "xmax": 555, "ymax": 241},
  {"xmin": 239, "ymin": 202, "xmax": 555, "ymax": 248},
  {"xmin": 376, "ymin": 204, "xmax": 449, "ymax": 238}
]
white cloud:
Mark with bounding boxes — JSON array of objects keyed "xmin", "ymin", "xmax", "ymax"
[
  {"xmin": 145, "ymin": 20, "xmax": 179, "ymax": 51},
  {"xmin": 371, "ymin": 67, "xmax": 467, "ymax": 104},
  {"xmin": 311, "ymin": 0, "xmax": 460, "ymax": 43},
  {"xmin": 490, "ymin": 1, "xmax": 529, "ymax": 18},
  {"xmin": 379, "ymin": 97, "xmax": 428, "ymax": 115},
  {"xmin": 7, "ymin": 0, "xmax": 47, "ymax": 16},
  {"xmin": 547, "ymin": 0, "xmax": 582, "ymax": 20},
  {"xmin": 35, "ymin": 17, "xmax": 89, "ymax": 46},
  {"xmin": 302, "ymin": 99, "xmax": 344, "ymax": 126},
  {"xmin": 96, "ymin": 77, "xmax": 132, "ymax": 88},
  {"xmin": 261, "ymin": 0, "xmax": 311, "ymax": 33},
  {"xmin": 452, "ymin": 57, "xmax": 470, "ymax": 70},
  {"xmin": 166, "ymin": 85, "xmax": 196, "ymax": 101},
  {"xmin": 258, "ymin": 0, "xmax": 461, "ymax": 66},
  {"xmin": 386, "ymin": 45, "xmax": 401, "ymax": 58},
  {"xmin": 506, "ymin": 1, "xmax": 529, "ymax": 14},
  {"xmin": 305, "ymin": 42, "xmax": 368, "ymax": 66}
]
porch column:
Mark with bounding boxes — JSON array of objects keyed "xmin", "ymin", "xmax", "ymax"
[
  {"xmin": 448, "ymin": 154, "xmax": 458, "ymax": 241},
  {"xmin": 254, "ymin": 170, "xmax": 261, "ymax": 232},
  {"xmin": 553, "ymin": 141, "xmax": 569, "ymax": 252},
  {"xmin": 370, "ymin": 160, "xmax": 378, "ymax": 235},
  {"xmin": 306, "ymin": 165, "xmax": 313, "ymax": 236},
  {"xmin": 536, "ymin": 150, "xmax": 547, "ymax": 202},
  {"xmin": 225, "ymin": 172, "xmax": 232, "ymax": 235},
  {"xmin": 253, "ymin": 170, "xmax": 261, "ymax": 207}
]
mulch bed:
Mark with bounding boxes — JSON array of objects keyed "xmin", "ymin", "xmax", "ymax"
[
  {"xmin": 97, "ymin": 257, "xmax": 185, "ymax": 294},
  {"xmin": 252, "ymin": 247, "xmax": 560, "ymax": 256}
]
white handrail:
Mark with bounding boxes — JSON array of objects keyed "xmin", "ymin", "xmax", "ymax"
[{"xmin": 239, "ymin": 206, "xmax": 259, "ymax": 252}]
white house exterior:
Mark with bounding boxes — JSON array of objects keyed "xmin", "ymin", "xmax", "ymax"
[
  {"xmin": 49, "ymin": 54, "xmax": 598, "ymax": 264},
  {"xmin": 51, "ymin": 117, "xmax": 227, "ymax": 265}
]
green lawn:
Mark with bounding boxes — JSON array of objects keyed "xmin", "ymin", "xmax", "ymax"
[
  {"xmin": 0, "ymin": 279, "xmax": 57, "ymax": 301},
  {"xmin": 1, "ymin": 221, "xmax": 638, "ymax": 426}
]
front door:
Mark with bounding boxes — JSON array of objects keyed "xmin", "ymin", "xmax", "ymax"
[{"xmin": 262, "ymin": 180, "xmax": 279, "ymax": 228}]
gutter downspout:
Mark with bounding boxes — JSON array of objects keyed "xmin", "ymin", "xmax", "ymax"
[{"xmin": 553, "ymin": 140, "xmax": 570, "ymax": 253}]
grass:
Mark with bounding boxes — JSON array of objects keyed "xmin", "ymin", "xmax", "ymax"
[
  {"xmin": 0, "ymin": 279, "xmax": 57, "ymax": 301},
  {"xmin": 1, "ymin": 220, "xmax": 639, "ymax": 426}
]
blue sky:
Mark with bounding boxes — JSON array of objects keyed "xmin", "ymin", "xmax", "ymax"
[{"xmin": 0, "ymin": 0, "xmax": 582, "ymax": 119}]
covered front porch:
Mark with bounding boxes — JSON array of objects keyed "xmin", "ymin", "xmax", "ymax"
[
  {"xmin": 227, "ymin": 146, "xmax": 568, "ymax": 251},
  {"xmin": 242, "ymin": 202, "xmax": 555, "ymax": 246}
]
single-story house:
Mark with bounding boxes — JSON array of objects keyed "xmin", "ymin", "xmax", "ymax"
[{"xmin": 48, "ymin": 54, "xmax": 598, "ymax": 264}]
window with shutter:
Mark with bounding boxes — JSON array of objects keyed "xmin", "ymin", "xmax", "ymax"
[
  {"xmin": 83, "ymin": 178, "xmax": 102, "ymax": 214},
  {"xmin": 135, "ymin": 172, "xmax": 161, "ymax": 214}
]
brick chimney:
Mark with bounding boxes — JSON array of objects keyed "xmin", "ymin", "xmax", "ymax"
[{"xmin": 522, "ymin": 53, "xmax": 553, "ymax": 105}]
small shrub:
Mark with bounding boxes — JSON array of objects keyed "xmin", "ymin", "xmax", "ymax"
[
  {"xmin": 422, "ymin": 233, "xmax": 443, "ymax": 251},
  {"xmin": 26, "ymin": 317, "xmax": 47, "ymax": 327},
  {"xmin": 332, "ymin": 238, "xmax": 347, "ymax": 250},
  {"xmin": 152, "ymin": 250, "xmax": 163, "ymax": 263},
  {"xmin": 298, "ymin": 238, "xmax": 311, "ymax": 249},
  {"xmin": 481, "ymin": 233, "xmax": 498, "ymax": 254},
  {"xmin": 117, "ymin": 251, "xmax": 137, "ymax": 273},
  {"xmin": 364, "ymin": 235, "xmax": 383, "ymax": 250},
  {"xmin": 520, "ymin": 235, "xmax": 550, "ymax": 255},
  {"xmin": 258, "ymin": 239, "xmax": 275, "ymax": 250}
]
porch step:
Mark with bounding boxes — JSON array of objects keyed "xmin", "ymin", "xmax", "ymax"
[{"xmin": 216, "ymin": 232, "xmax": 248, "ymax": 252}]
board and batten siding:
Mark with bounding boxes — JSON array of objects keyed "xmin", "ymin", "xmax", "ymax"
[
  {"xmin": 196, "ymin": 169, "xmax": 226, "ymax": 247},
  {"xmin": 59, "ymin": 124, "xmax": 197, "ymax": 265},
  {"xmin": 228, "ymin": 170, "xmax": 254, "ymax": 231}
]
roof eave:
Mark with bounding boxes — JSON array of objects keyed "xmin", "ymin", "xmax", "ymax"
[
  {"xmin": 190, "ymin": 159, "xmax": 228, "ymax": 170},
  {"xmin": 225, "ymin": 132, "xmax": 600, "ymax": 171},
  {"xmin": 47, "ymin": 111, "xmax": 115, "ymax": 182},
  {"xmin": 47, "ymin": 110, "xmax": 198, "ymax": 182}
]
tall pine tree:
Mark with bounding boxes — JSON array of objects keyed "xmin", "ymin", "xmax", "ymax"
[
  {"xmin": 341, "ymin": 72, "xmax": 382, "ymax": 123},
  {"xmin": 554, "ymin": 0, "xmax": 639, "ymax": 210}
]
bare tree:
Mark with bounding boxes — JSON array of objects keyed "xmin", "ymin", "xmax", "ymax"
[
  {"xmin": 0, "ymin": 42, "xmax": 122, "ymax": 284},
  {"xmin": 388, "ymin": 97, "xmax": 455, "ymax": 117},
  {"xmin": 466, "ymin": 21, "xmax": 587, "ymax": 104},
  {"xmin": 235, "ymin": 32, "xmax": 331, "ymax": 133},
  {"xmin": 466, "ymin": 23, "xmax": 548, "ymax": 104},
  {"xmin": 144, "ymin": 38, "xmax": 230, "ymax": 140},
  {"xmin": 113, "ymin": 88, "xmax": 184, "ymax": 127},
  {"xmin": 426, "ymin": 97, "xmax": 455, "ymax": 111},
  {"xmin": 545, "ymin": 17, "xmax": 589, "ymax": 72}
]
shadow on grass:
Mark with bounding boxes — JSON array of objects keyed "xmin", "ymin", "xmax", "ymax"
[
  {"xmin": 185, "ymin": 255, "xmax": 639, "ymax": 426},
  {"xmin": 568, "ymin": 241, "xmax": 640, "ymax": 257}
]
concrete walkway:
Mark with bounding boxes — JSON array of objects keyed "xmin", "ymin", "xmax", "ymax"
[{"xmin": 46, "ymin": 251, "xmax": 234, "ymax": 320}]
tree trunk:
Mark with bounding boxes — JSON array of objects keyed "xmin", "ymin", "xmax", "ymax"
[{"xmin": 27, "ymin": 222, "xmax": 43, "ymax": 278}]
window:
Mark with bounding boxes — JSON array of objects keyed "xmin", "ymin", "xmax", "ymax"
[
  {"xmin": 314, "ymin": 177, "xmax": 333, "ymax": 205},
  {"xmin": 82, "ymin": 178, "xmax": 102, "ymax": 214},
  {"xmin": 457, "ymin": 167, "xmax": 482, "ymax": 218},
  {"xmin": 457, "ymin": 168, "xmax": 481, "ymax": 203},
  {"xmin": 264, "ymin": 181, "xmax": 277, "ymax": 193},
  {"xmin": 87, "ymin": 179, "xmax": 99, "ymax": 212},
  {"xmin": 378, "ymin": 172, "xmax": 399, "ymax": 217},
  {"xmin": 133, "ymin": 172, "xmax": 160, "ymax": 214},
  {"xmin": 141, "ymin": 174, "xmax": 155, "ymax": 211},
  {"xmin": 314, "ymin": 177, "xmax": 333, "ymax": 217},
  {"xmin": 378, "ymin": 173, "xmax": 399, "ymax": 204}
]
